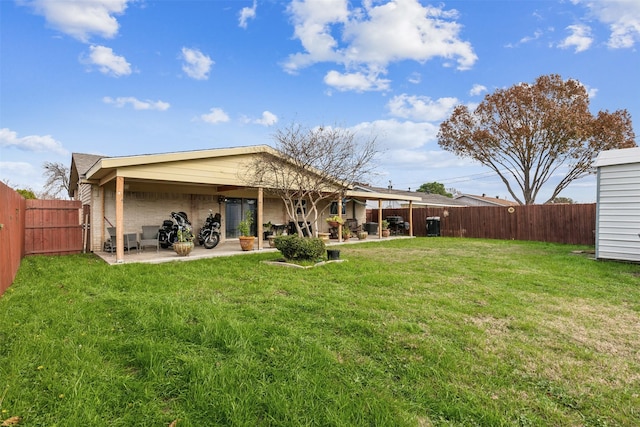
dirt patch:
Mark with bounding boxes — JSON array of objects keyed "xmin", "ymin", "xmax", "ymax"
[{"xmin": 527, "ymin": 297, "xmax": 640, "ymax": 387}]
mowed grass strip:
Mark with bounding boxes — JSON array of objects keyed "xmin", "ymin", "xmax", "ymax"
[{"xmin": 1, "ymin": 238, "xmax": 639, "ymax": 426}]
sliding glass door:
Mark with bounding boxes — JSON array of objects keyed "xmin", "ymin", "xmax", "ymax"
[{"xmin": 225, "ymin": 198, "xmax": 257, "ymax": 238}]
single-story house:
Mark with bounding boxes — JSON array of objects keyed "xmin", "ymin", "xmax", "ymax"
[
  {"xmin": 594, "ymin": 147, "xmax": 640, "ymax": 262},
  {"xmin": 69, "ymin": 145, "xmax": 421, "ymax": 263},
  {"xmin": 453, "ymin": 194, "xmax": 519, "ymax": 207}
]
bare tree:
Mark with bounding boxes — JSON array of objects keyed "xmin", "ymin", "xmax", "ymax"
[
  {"xmin": 246, "ymin": 122, "xmax": 377, "ymax": 237},
  {"xmin": 41, "ymin": 161, "xmax": 70, "ymax": 199},
  {"xmin": 438, "ymin": 74, "xmax": 636, "ymax": 205}
]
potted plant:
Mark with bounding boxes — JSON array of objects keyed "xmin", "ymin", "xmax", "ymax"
[
  {"xmin": 326, "ymin": 215, "xmax": 344, "ymax": 228},
  {"xmin": 174, "ymin": 228, "xmax": 194, "ymax": 256},
  {"xmin": 342, "ymin": 227, "xmax": 352, "ymax": 240},
  {"xmin": 238, "ymin": 215, "xmax": 255, "ymax": 251},
  {"xmin": 357, "ymin": 230, "xmax": 368, "ymax": 240},
  {"xmin": 381, "ymin": 219, "xmax": 390, "ymax": 237}
]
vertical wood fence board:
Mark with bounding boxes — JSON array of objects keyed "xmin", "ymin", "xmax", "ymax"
[{"xmin": 0, "ymin": 183, "xmax": 26, "ymax": 296}]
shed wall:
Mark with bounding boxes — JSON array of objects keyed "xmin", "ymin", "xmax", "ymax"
[{"xmin": 596, "ymin": 162, "xmax": 640, "ymax": 262}]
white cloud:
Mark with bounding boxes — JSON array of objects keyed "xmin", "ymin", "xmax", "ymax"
[
  {"xmin": 239, "ymin": 0, "xmax": 257, "ymax": 29},
  {"xmin": 520, "ymin": 29, "xmax": 543, "ymax": 44},
  {"xmin": 85, "ymin": 45, "xmax": 131, "ymax": 77},
  {"xmin": 254, "ymin": 111, "xmax": 278, "ymax": 126},
  {"xmin": 19, "ymin": 0, "xmax": 130, "ymax": 42},
  {"xmin": 324, "ymin": 70, "xmax": 390, "ymax": 92},
  {"xmin": 558, "ymin": 24, "xmax": 593, "ymax": 52},
  {"xmin": 577, "ymin": 0, "xmax": 640, "ymax": 48},
  {"xmin": 180, "ymin": 47, "xmax": 214, "ymax": 80},
  {"xmin": 199, "ymin": 108, "xmax": 230, "ymax": 124},
  {"xmin": 103, "ymin": 96, "xmax": 170, "ymax": 111},
  {"xmin": 0, "ymin": 161, "xmax": 36, "ymax": 176},
  {"xmin": 469, "ymin": 84, "xmax": 487, "ymax": 96},
  {"xmin": 387, "ymin": 94, "xmax": 459, "ymax": 121},
  {"xmin": 284, "ymin": 0, "xmax": 477, "ymax": 91},
  {"xmin": 0, "ymin": 128, "xmax": 68, "ymax": 155},
  {"xmin": 350, "ymin": 119, "xmax": 439, "ymax": 151},
  {"xmin": 407, "ymin": 72, "xmax": 421, "ymax": 84}
]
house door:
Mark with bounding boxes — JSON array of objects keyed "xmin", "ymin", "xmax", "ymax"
[{"xmin": 225, "ymin": 198, "xmax": 257, "ymax": 238}]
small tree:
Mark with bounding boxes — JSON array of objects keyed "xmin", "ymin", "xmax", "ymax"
[
  {"xmin": 246, "ymin": 122, "xmax": 377, "ymax": 237},
  {"xmin": 417, "ymin": 182, "xmax": 453, "ymax": 198},
  {"xmin": 42, "ymin": 161, "xmax": 70, "ymax": 199},
  {"xmin": 438, "ymin": 74, "xmax": 636, "ymax": 205},
  {"xmin": 549, "ymin": 196, "xmax": 575, "ymax": 204},
  {"xmin": 16, "ymin": 188, "xmax": 37, "ymax": 199}
]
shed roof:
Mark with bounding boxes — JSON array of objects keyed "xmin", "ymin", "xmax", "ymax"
[{"xmin": 594, "ymin": 147, "xmax": 640, "ymax": 168}]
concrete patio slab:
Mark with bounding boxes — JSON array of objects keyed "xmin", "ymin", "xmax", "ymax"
[{"xmin": 95, "ymin": 235, "xmax": 414, "ymax": 265}]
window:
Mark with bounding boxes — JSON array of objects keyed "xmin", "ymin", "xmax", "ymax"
[{"xmin": 330, "ymin": 200, "xmax": 346, "ymax": 215}]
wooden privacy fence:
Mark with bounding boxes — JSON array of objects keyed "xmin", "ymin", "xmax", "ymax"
[
  {"xmin": 368, "ymin": 204, "xmax": 596, "ymax": 245},
  {"xmin": 1, "ymin": 182, "xmax": 84, "ymax": 296},
  {"xmin": 0, "ymin": 182, "xmax": 26, "ymax": 296},
  {"xmin": 25, "ymin": 199, "xmax": 83, "ymax": 255}
]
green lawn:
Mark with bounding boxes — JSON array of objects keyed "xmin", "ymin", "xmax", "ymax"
[{"xmin": 1, "ymin": 238, "xmax": 639, "ymax": 426}]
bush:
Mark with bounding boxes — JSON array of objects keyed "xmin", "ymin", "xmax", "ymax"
[{"xmin": 274, "ymin": 235, "xmax": 326, "ymax": 261}]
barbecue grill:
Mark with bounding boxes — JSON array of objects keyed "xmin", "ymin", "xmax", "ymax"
[{"xmin": 385, "ymin": 216, "xmax": 405, "ymax": 235}]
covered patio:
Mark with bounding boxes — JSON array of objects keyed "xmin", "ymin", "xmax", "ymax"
[{"xmin": 95, "ymin": 234, "xmax": 415, "ymax": 265}]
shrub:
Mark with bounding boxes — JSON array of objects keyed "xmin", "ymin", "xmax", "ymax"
[{"xmin": 274, "ymin": 235, "xmax": 325, "ymax": 261}]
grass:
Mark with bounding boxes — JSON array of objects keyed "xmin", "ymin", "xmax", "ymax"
[{"xmin": 1, "ymin": 238, "xmax": 639, "ymax": 426}]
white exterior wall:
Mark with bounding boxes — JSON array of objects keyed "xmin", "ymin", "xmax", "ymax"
[{"xmin": 596, "ymin": 162, "xmax": 640, "ymax": 262}]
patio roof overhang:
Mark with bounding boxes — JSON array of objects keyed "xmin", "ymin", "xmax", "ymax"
[{"xmin": 345, "ymin": 189, "xmax": 422, "ymax": 202}]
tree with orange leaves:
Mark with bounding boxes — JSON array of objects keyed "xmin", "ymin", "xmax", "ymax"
[{"xmin": 438, "ymin": 74, "xmax": 636, "ymax": 205}]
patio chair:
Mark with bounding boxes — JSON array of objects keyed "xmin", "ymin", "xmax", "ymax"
[
  {"xmin": 105, "ymin": 227, "xmax": 117, "ymax": 253},
  {"xmin": 124, "ymin": 233, "xmax": 138, "ymax": 253},
  {"xmin": 139, "ymin": 226, "xmax": 160, "ymax": 252},
  {"xmin": 105, "ymin": 228, "xmax": 139, "ymax": 253}
]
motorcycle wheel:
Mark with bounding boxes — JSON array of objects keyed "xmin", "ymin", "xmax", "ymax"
[{"xmin": 204, "ymin": 233, "xmax": 219, "ymax": 249}]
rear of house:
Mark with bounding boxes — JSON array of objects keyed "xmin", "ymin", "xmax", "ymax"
[{"xmin": 595, "ymin": 147, "xmax": 640, "ymax": 262}]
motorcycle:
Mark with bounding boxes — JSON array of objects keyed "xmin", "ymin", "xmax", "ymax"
[
  {"xmin": 198, "ymin": 210, "xmax": 221, "ymax": 249},
  {"xmin": 158, "ymin": 211, "xmax": 193, "ymax": 248}
]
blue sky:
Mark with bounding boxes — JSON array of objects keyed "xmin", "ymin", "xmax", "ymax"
[{"xmin": 1, "ymin": 0, "xmax": 638, "ymax": 203}]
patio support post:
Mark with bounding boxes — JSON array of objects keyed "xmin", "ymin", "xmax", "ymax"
[
  {"xmin": 338, "ymin": 196, "xmax": 343, "ymax": 243},
  {"xmin": 257, "ymin": 187, "xmax": 264, "ymax": 250},
  {"xmin": 115, "ymin": 176, "xmax": 125, "ymax": 263},
  {"xmin": 378, "ymin": 199, "xmax": 383, "ymax": 238},
  {"xmin": 409, "ymin": 200, "xmax": 414, "ymax": 237}
]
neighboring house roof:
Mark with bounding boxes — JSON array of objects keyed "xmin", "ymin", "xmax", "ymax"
[
  {"xmin": 594, "ymin": 147, "xmax": 640, "ymax": 168},
  {"xmin": 454, "ymin": 194, "xmax": 519, "ymax": 207},
  {"xmin": 356, "ymin": 185, "xmax": 465, "ymax": 207}
]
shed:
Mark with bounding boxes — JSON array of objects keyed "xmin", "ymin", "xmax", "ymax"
[{"xmin": 594, "ymin": 147, "xmax": 640, "ymax": 262}]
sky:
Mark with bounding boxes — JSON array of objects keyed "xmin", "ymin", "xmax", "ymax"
[{"xmin": 1, "ymin": 0, "xmax": 639, "ymax": 204}]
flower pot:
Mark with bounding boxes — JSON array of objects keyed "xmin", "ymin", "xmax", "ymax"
[
  {"xmin": 318, "ymin": 232, "xmax": 330, "ymax": 242},
  {"xmin": 382, "ymin": 229, "xmax": 390, "ymax": 237},
  {"xmin": 357, "ymin": 231, "xmax": 368, "ymax": 240},
  {"xmin": 239, "ymin": 236, "xmax": 255, "ymax": 251},
  {"xmin": 268, "ymin": 235, "xmax": 277, "ymax": 247},
  {"xmin": 327, "ymin": 221, "xmax": 340, "ymax": 228},
  {"xmin": 327, "ymin": 249, "xmax": 340, "ymax": 260},
  {"xmin": 174, "ymin": 241, "xmax": 194, "ymax": 256}
]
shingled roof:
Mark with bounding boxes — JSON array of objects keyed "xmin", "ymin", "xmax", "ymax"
[{"xmin": 68, "ymin": 153, "xmax": 105, "ymax": 196}]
